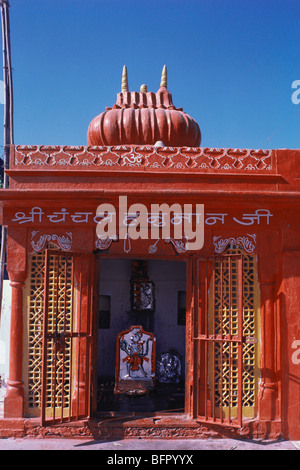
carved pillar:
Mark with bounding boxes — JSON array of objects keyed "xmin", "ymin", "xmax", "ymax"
[
  {"xmin": 71, "ymin": 254, "xmax": 92, "ymax": 417},
  {"xmin": 4, "ymin": 228, "xmax": 27, "ymax": 418},
  {"xmin": 4, "ymin": 271, "xmax": 26, "ymax": 417},
  {"xmin": 258, "ymin": 281, "xmax": 277, "ymax": 420},
  {"xmin": 279, "ymin": 251, "xmax": 300, "ymax": 439}
]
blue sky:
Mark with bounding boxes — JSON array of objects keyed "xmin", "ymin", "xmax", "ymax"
[{"xmin": 1, "ymin": 0, "xmax": 299, "ymax": 150}]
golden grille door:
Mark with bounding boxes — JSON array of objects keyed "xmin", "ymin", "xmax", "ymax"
[
  {"xmin": 194, "ymin": 252, "xmax": 259, "ymax": 428},
  {"xmin": 41, "ymin": 250, "xmax": 93, "ymax": 425}
]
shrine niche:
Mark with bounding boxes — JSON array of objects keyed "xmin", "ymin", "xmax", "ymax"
[
  {"xmin": 129, "ymin": 260, "xmax": 155, "ymax": 332},
  {"xmin": 115, "ymin": 325, "xmax": 155, "ymax": 395},
  {"xmin": 96, "ymin": 258, "xmax": 186, "ymax": 414},
  {"xmin": 130, "ymin": 260, "xmax": 154, "ymax": 312},
  {"xmin": 157, "ymin": 351, "xmax": 182, "ymax": 384}
]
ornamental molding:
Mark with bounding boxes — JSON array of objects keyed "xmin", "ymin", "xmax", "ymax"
[
  {"xmin": 165, "ymin": 236, "xmax": 188, "ymax": 254},
  {"xmin": 94, "ymin": 235, "xmax": 188, "ymax": 255},
  {"xmin": 14, "ymin": 145, "xmax": 273, "ymax": 172},
  {"xmin": 213, "ymin": 234, "xmax": 256, "ymax": 254},
  {"xmin": 148, "ymin": 236, "xmax": 188, "ymax": 255},
  {"xmin": 31, "ymin": 231, "xmax": 72, "ymax": 252},
  {"xmin": 95, "ymin": 236, "xmax": 118, "ymax": 251}
]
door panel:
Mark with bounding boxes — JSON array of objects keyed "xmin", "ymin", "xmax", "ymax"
[
  {"xmin": 41, "ymin": 250, "xmax": 94, "ymax": 425},
  {"xmin": 193, "ymin": 253, "xmax": 258, "ymax": 428}
]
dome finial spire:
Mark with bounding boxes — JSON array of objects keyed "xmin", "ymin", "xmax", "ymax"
[
  {"xmin": 121, "ymin": 65, "xmax": 129, "ymax": 92},
  {"xmin": 160, "ymin": 65, "xmax": 167, "ymax": 88}
]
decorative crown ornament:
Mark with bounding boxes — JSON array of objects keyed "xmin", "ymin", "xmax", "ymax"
[{"xmin": 87, "ymin": 65, "xmax": 201, "ymax": 147}]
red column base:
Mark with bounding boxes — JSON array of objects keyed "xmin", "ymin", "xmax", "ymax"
[
  {"xmin": 258, "ymin": 381, "xmax": 277, "ymax": 420},
  {"xmin": 4, "ymin": 381, "xmax": 24, "ymax": 418}
]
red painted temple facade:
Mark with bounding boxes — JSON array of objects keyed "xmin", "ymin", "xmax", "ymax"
[{"xmin": 0, "ymin": 66, "xmax": 299, "ymax": 440}]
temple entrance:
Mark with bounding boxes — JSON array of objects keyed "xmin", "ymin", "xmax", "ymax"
[
  {"xmin": 29, "ymin": 248, "xmax": 259, "ymax": 426},
  {"xmin": 96, "ymin": 258, "xmax": 187, "ymax": 414}
]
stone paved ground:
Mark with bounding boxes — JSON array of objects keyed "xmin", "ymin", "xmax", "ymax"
[
  {"xmin": 0, "ymin": 386, "xmax": 299, "ymax": 451},
  {"xmin": 0, "ymin": 436, "xmax": 298, "ymax": 450}
]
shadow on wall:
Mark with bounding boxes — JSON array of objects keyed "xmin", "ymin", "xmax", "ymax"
[
  {"xmin": 0, "ymin": 280, "xmax": 11, "ymax": 388},
  {"xmin": 0, "ymin": 280, "xmax": 11, "ymax": 417}
]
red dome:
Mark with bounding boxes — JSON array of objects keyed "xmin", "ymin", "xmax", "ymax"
[{"xmin": 87, "ymin": 66, "xmax": 201, "ymax": 147}]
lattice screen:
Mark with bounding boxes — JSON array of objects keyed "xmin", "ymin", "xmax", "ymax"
[
  {"xmin": 27, "ymin": 251, "xmax": 73, "ymax": 414},
  {"xmin": 27, "ymin": 252, "xmax": 44, "ymax": 409},
  {"xmin": 211, "ymin": 247, "xmax": 259, "ymax": 415},
  {"xmin": 43, "ymin": 252, "xmax": 73, "ymax": 414}
]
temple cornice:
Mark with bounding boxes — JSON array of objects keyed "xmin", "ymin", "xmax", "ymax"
[{"xmin": 11, "ymin": 145, "xmax": 274, "ymax": 174}]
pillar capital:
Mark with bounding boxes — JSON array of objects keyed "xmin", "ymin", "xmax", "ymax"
[{"xmin": 7, "ymin": 269, "xmax": 26, "ymax": 285}]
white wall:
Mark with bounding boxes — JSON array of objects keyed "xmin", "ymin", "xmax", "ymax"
[
  {"xmin": 97, "ymin": 259, "xmax": 186, "ymax": 378},
  {"xmin": 0, "ymin": 280, "xmax": 11, "ymax": 386}
]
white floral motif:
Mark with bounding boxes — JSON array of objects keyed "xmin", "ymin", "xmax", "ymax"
[
  {"xmin": 95, "ymin": 236, "xmax": 118, "ymax": 251},
  {"xmin": 213, "ymin": 234, "xmax": 256, "ymax": 254},
  {"xmin": 31, "ymin": 231, "xmax": 72, "ymax": 252},
  {"xmin": 165, "ymin": 237, "xmax": 188, "ymax": 254}
]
